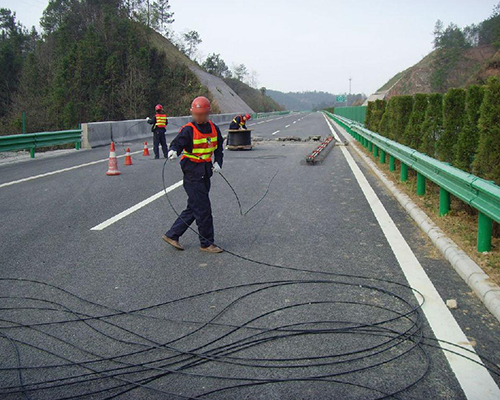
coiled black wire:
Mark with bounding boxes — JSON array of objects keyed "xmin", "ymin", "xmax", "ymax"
[{"xmin": 0, "ymin": 157, "xmax": 499, "ymax": 399}]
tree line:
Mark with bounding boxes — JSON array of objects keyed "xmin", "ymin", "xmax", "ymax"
[
  {"xmin": 364, "ymin": 76, "xmax": 500, "ymax": 186},
  {"xmin": 0, "ymin": 0, "xmax": 217, "ymax": 135},
  {"xmin": 0, "ymin": 0, "xmax": 267, "ymax": 136}
]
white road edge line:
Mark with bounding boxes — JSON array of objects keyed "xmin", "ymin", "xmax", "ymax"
[
  {"xmin": 90, "ymin": 180, "xmax": 183, "ymax": 231},
  {"xmin": 0, "ymin": 149, "xmax": 145, "ymax": 189},
  {"xmin": 271, "ymin": 130, "xmax": 280, "ymax": 135},
  {"xmin": 323, "ymin": 114, "xmax": 500, "ymax": 400},
  {"xmin": 285, "ymin": 124, "xmax": 291, "ymax": 128}
]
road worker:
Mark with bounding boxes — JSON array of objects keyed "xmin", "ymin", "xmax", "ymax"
[
  {"xmin": 163, "ymin": 96, "xmax": 224, "ymax": 253},
  {"xmin": 229, "ymin": 113, "xmax": 251, "ymax": 130},
  {"xmin": 146, "ymin": 104, "xmax": 168, "ymax": 159}
]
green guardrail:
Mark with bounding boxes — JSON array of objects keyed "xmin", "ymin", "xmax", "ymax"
[
  {"xmin": 0, "ymin": 129, "xmax": 82, "ymax": 158},
  {"xmin": 324, "ymin": 110, "xmax": 500, "ymax": 253},
  {"xmin": 333, "ymin": 106, "xmax": 367, "ymax": 124},
  {"xmin": 253, "ymin": 111, "xmax": 291, "ymax": 119}
]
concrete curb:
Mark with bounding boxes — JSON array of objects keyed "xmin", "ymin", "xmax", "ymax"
[{"xmin": 331, "ymin": 119, "xmax": 500, "ymax": 324}]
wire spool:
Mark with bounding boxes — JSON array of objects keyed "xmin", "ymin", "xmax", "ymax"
[{"xmin": 227, "ymin": 130, "xmax": 252, "ymax": 150}]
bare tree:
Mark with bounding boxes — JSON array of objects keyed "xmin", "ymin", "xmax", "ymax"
[
  {"xmin": 182, "ymin": 30, "xmax": 202, "ymax": 59},
  {"xmin": 232, "ymin": 63, "xmax": 248, "ymax": 81}
]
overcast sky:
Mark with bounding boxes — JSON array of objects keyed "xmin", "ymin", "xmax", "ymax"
[{"xmin": 3, "ymin": 0, "xmax": 497, "ymax": 95}]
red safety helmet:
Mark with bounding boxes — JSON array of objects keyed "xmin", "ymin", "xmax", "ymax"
[
  {"xmin": 244, "ymin": 113, "xmax": 251, "ymax": 120},
  {"xmin": 155, "ymin": 104, "xmax": 163, "ymax": 111},
  {"xmin": 190, "ymin": 96, "xmax": 211, "ymax": 114}
]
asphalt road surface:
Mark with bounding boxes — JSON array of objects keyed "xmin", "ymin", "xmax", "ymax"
[{"xmin": 1, "ymin": 112, "xmax": 500, "ymax": 399}]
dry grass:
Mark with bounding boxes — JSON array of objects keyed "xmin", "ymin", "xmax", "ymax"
[{"xmin": 354, "ymin": 142, "xmax": 500, "ymax": 285}]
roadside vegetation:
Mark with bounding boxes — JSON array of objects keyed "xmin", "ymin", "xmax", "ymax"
[{"xmin": 361, "ymin": 76, "xmax": 500, "ymax": 276}]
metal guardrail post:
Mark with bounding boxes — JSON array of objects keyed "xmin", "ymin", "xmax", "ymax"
[
  {"xmin": 373, "ymin": 145, "xmax": 378, "ymax": 158},
  {"xmin": 401, "ymin": 163, "xmax": 408, "ymax": 182},
  {"xmin": 380, "ymin": 150, "xmax": 386, "ymax": 164},
  {"xmin": 30, "ymin": 148, "xmax": 35, "ymax": 158},
  {"xmin": 389, "ymin": 155, "xmax": 395, "ymax": 172},
  {"xmin": 368, "ymin": 142, "xmax": 373, "ymax": 152},
  {"xmin": 439, "ymin": 188, "xmax": 450, "ymax": 216},
  {"xmin": 417, "ymin": 172, "xmax": 426, "ymax": 196},
  {"xmin": 478, "ymin": 212, "xmax": 493, "ymax": 252}
]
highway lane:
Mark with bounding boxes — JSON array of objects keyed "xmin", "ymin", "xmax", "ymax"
[{"xmin": 1, "ymin": 112, "xmax": 500, "ymax": 399}]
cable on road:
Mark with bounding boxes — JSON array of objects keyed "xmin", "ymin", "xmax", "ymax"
[{"xmin": 0, "ymin": 158, "xmax": 499, "ymax": 399}]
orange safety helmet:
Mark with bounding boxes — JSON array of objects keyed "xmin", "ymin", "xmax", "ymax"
[
  {"xmin": 155, "ymin": 104, "xmax": 163, "ymax": 111},
  {"xmin": 244, "ymin": 113, "xmax": 251, "ymax": 120},
  {"xmin": 190, "ymin": 96, "xmax": 211, "ymax": 114}
]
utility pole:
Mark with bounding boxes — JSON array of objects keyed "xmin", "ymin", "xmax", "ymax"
[{"xmin": 349, "ymin": 77, "xmax": 352, "ymax": 94}]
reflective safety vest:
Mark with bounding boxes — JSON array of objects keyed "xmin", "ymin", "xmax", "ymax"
[
  {"xmin": 232, "ymin": 115, "xmax": 245, "ymax": 128},
  {"xmin": 181, "ymin": 121, "xmax": 218, "ymax": 163},
  {"xmin": 155, "ymin": 113, "xmax": 167, "ymax": 128}
]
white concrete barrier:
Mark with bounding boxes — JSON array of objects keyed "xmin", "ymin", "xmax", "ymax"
[{"xmin": 81, "ymin": 113, "xmax": 238, "ymax": 149}]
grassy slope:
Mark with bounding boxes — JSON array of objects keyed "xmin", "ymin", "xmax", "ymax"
[{"xmin": 223, "ymin": 78, "xmax": 284, "ymax": 113}]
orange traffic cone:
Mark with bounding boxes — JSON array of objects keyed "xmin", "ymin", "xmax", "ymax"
[
  {"xmin": 143, "ymin": 142, "xmax": 150, "ymax": 156},
  {"xmin": 106, "ymin": 142, "xmax": 121, "ymax": 176},
  {"xmin": 124, "ymin": 147, "xmax": 133, "ymax": 166}
]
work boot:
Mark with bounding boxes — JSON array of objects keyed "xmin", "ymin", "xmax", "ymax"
[
  {"xmin": 200, "ymin": 244, "xmax": 223, "ymax": 253},
  {"xmin": 162, "ymin": 235, "xmax": 184, "ymax": 250},
  {"xmin": 155, "ymin": 156, "xmax": 159, "ymax": 159}
]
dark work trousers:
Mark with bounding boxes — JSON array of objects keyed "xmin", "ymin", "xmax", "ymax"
[
  {"xmin": 153, "ymin": 130, "xmax": 168, "ymax": 158},
  {"xmin": 166, "ymin": 176, "xmax": 214, "ymax": 248}
]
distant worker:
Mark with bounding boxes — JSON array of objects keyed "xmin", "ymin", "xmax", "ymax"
[
  {"xmin": 163, "ymin": 96, "xmax": 224, "ymax": 254},
  {"xmin": 146, "ymin": 104, "xmax": 168, "ymax": 159},
  {"xmin": 229, "ymin": 113, "xmax": 252, "ymax": 130}
]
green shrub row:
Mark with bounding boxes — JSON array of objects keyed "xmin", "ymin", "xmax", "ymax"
[{"xmin": 365, "ymin": 77, "xmax": 500, "ymax": 185}]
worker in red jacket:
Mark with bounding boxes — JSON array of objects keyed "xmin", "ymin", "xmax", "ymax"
[
  {"xmin": 146, "ymin": 104, "xmax": 168, "ymax": 159},
  {"xmin": 163, "ymin": 96, "xmax": 224, "ymax": 254},
  {"xmin": 229, "ymin": 113, "xmax": 251, "ymax": 130}
]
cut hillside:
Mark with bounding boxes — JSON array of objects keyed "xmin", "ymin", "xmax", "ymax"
[
  {"xmin": 147, "ymin": 29, "xmax": 254, "ymax": 114},
  {"xmin": 375, "ymin": 11, "xmax": 500, "ymax": 100},
  {"xmin": 379, "ymin": 45, "xmax": 499, "ymax": 98},
  {"xmin": 222, "ymin": 79, "xmax": 283, "ymax": 113}
]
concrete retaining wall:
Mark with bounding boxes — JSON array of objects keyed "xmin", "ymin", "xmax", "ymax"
[{"xmin": 81, "ymin": 113, "xmax": 239, "ymax": 149}]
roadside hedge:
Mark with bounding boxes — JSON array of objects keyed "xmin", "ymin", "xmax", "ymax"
[{"xmin": 363, "ymin": 76, "xmax": 499, "ymax": 185}]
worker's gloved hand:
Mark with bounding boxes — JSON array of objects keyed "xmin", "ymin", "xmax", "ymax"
[
  {"xmin": 213, "ymin": 163, "xmax": 222, "ymax": 173},
  {"xmin": 145, "ymin": 117, "xmax": 150, "ymax": 122},
  {"xmin": 167, "ymin": 150, "xmax": 177, "ymax": 160}
]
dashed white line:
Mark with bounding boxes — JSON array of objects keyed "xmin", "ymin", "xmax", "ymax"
[
  {"xmin": 271, "ymin": 130, "xmax": 280, "ymax": 135},
  {"xmin": 285, "ymin": 124, "xmax": 291, "ymax": 128},
  {"xmin": 293, "ymin": 121, "xmax": 297, "ymax": 124},
  {"xmin": 0, "ymin": 149, "xmax": 145, "ymax": 189},
  {"xmin": 90, "ymin": 180, "xmax": 183, "ymax": 230},
  {"xmin": 323, "ymin": 114, "xmax": 500, "ymax": 400}
]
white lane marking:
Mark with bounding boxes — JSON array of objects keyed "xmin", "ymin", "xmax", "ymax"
[
  {"xmin": 323, "ymin": 114, "xmax": 500, "ymax": 400},
  {"xmin": 293, "ymin": 121, "xmax": 297, "ymax": 124},
  {"xmin": 285, "ymin": 124, "xmax": 291, "ymax": 128},
  {"xmin": 90, "ymin": 180, "xmax": 183, "ymax": 231},
  {"xmin": 0, "ymin": 150, "xmax": 145, "ymax": 189},
  {"xmin": 257, "ymin": 121, "xmax": 266, "ymax": 125},
  {"xmin": 271, "ymin": 130, "xmax": 280, "ymax": 135}
]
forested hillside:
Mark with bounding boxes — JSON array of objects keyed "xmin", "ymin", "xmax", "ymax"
[
  {"xmin": 0, "ymin": 0, "xmax": 215, "ymax": 135},
  {"xmin": 266, "ymin": 90, "xmax": 366, "ymax": 111}
]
